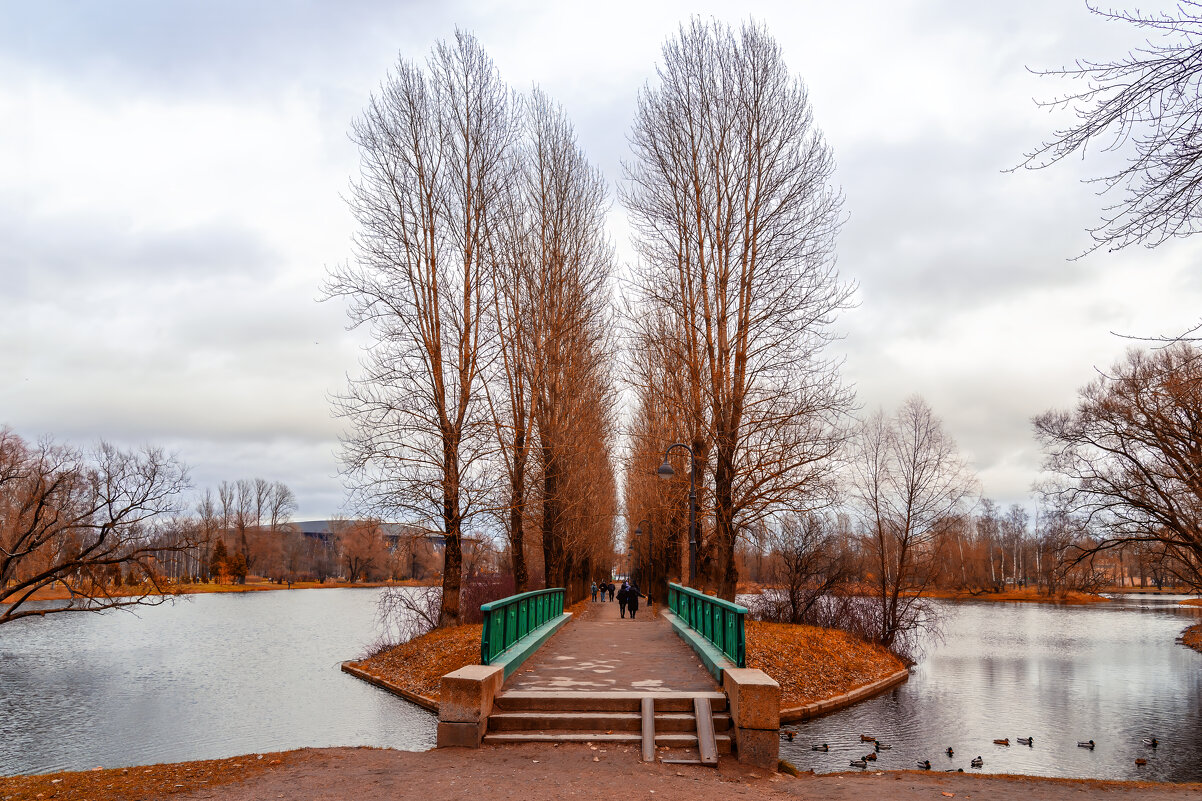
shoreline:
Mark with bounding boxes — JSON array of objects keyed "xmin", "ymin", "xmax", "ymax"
[
  {"xmin": 3, "ymin": 745, "xmax": 1200, "ymax": 800},
  {"xmin": 1183, "ymin": 622, "xmax": 1202, "ymax": 653},
  {"xmin": 8, "ymin": 577, "xmax": 432, "ymax": 602},
  {"xmin": 780, "ymin": 666, "xmax": 910, "ymax": 723}
]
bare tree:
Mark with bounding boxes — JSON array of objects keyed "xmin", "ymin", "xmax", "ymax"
[
  {"xmin": 1035, "ymin": 343, "xmax": 1202, "ymax": 588},
  {"xmin": 0, "ymin": 429, "xmax": 192, "ymax": 625},
  {"xmin": 851, "ymin": 398, "xmax": 977, "ymax": 654},
  {"xmin": 325, "ymin": 32, "xmax": 520, "ymax": 626},
  {"xmin": 335, "ymin": 518, "xmax": 390, "ymax": 582},
  {"xmin": 1021, "ymin": 2, "xmax": 1202, "ymax": 252},
  {"xmin": 624, "ymin": 18, "xmax": 854, "ymax": 599},
  {"xmin": 756, "ymin": 512, "xmax": 853, "ymax": 625}
]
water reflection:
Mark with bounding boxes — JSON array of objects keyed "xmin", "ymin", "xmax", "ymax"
[
  {"xmin": 781, "ymin": 595, "xmax": 1202, "ymax": 782},
  {"xmin": 0, "ymin": 589, "xmax": 436, "ymax": 775}
]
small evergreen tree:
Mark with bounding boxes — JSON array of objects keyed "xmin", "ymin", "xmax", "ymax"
[
  {"xmin": 228, "ymin": 551, "xmax": 248, "ymax": 584},
  {"xmin": 209, "ymin": 539, "xmax": 228, "ymax": 584}
]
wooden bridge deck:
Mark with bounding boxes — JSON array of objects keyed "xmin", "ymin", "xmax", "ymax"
[{"xmin": 501, "ymin": 595, "xmax": 718, "ymax": 694}]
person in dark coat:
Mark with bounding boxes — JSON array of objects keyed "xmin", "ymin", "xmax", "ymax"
[
  {"xmin": 608, "ymin": 581, "xmax": 615, "ymax": 602},
  {"xmin": 617, "ymin": 580, "xmax": 630, "ymax": 618},
  {"xmin": 628, "ymin": 581, "xmax": 642, "ymax": 618}
]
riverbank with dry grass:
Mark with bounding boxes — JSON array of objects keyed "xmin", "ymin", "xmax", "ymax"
[
  {"xmin": 919, "ymin": 587, "xmax": 1108, "ymax": 604},
  {"xmin": 746, "ymin": 620, "xmax": 905, "ymax": 708},
  {"xmin": 1183, "ymin": 623, "xmax": 1202, "ymax": 654},
  {"xmin": 12, "ymin": 577, "xmax": 433, "ymax": 602},
  {"xmin": 343, "ymin": 604, "xmax": 905, "ymax": 713},
  {"xmin": 4, "ymin": 745, "xmax": 1200, "ymax": 801}
]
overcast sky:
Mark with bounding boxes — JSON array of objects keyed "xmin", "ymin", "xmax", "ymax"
[{"xmin": 5, "ymin": 0, "xmax": 1199, "ymax": 522}]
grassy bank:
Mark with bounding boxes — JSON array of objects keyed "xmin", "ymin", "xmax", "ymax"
[
  {"xmin": 0, "ymin": 751, "xmax": 299, "ymax": 801},
  {"xmin": 1184, "ymin": 623, "xmax": 1202, "ymax": 654},
  {"xmin": 348, "ymin": 606, "xmax": 905, "ymax": 711},
  {"xmin": 745, "ymin": 620, "xmax": 905, "ymax": 707},
  {"xmin": 919, "ymin": 587, "xmax": 1108, "ymax": 604},
  {"xmin": 346, "ymin": 623, "xmax": 483, "ymax": 703},
  {"xmin": 14, "ymin": 577, "xmax": 433, "ymax": 602}
]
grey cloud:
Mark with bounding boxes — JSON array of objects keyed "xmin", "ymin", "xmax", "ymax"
[{"xmin": 2, "ymin": 209, "xmax": 279, "ymax": 300}]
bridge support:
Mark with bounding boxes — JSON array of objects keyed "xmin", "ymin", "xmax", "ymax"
[
  {"xmin": 723, "ymin": 668, "xmax": 780, "ymax": 770},
  {"xmin": 436, "ymin": 664, "xmax": 504, "ymax": 748}
]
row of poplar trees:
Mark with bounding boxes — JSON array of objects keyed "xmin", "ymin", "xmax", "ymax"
[
  {"xmin": 329, "ymin": 18, "xmax": 857, "ymax": 624},
  {"xmin": 624, "ymin": 20, "xmax": 854, "ymax": 601},
  {"xmin": 325, "ymin": 32, "xmax": 618, "ymax": 625}
]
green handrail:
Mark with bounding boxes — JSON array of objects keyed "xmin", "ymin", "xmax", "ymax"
[
  {"xmin": 480, "ymin": 587, "xmax": 566, "ymax": 665},
  {"xmin": 667, "ymin": 582, "xmax": 746, "ymax": 668}
]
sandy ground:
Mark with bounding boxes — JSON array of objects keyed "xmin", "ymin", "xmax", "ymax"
[{"xmin": 6, "ymin": 745, "xmax": 1201, "ymax": 801}]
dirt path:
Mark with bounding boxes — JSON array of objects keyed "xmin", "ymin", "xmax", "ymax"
[{"xmin": 7, "ymin": 745, "xmax": 1199, "ymax": 801}]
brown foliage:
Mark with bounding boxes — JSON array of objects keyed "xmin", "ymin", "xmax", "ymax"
[
  {"xmin": 354, "ymin": 623, "xmax": 483, "ymax": 701},
  {"xmin": 746, "ymin": 620, "xmax": 905, "ymax": 708},
  {"xmin": 0, "ymin": 751, "xmax": 298, "ymax": 801},
  {"xmin": 1183, "ymin": 623, "xmax": 1202, "ymax": 653}
]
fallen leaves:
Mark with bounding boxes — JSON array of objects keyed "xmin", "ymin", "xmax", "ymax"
[
  {"xmin": 350, "ymin": 624, "xmax": 483, "ymax": 700},
  {"xmin": 745, "ymin": 621, "xmax": 905, "ymax": 707},
  {"xmin": 1183, "ymin": 623, "xmax": 1202, "ymax": 654},
  {"xmin": 347, "ymin": 598, "xmax": 589, "ymax": 701},
  {"xmin": 0, "ymin": 752, "xmax": 295, "ymax": 801}
]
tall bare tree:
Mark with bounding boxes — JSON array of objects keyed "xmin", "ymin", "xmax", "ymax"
[
  {"xmin": 0, "ymin": 429, "xmax": 192, "ymax": 625},
  {"xmin": 1035, "ymin": 343, "xmax": 1202, "ymax": 588},
  {"xmin": 624, "ymin": 18, "xmax": 854, "ymax": 599},
  {"xmin": 851, "ymin": 397, "xmax": 977, "ymax": 653},
  {"xmin": 325, "ymin": 31, "xmax": 519, "ymax": 625},
  {"xmin": 1021, "ymin": 2, "xmax": 1202, "ymax": 252}
]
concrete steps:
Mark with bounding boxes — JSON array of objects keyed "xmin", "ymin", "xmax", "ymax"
[
  {"xmin": 484, "ymin": 691, "xmax": 732, "ymax": 761},
  {"xmin": 483, "ymin": 731, "xmax": 733, "ymax": 753},
  {"xmin": 488, "ymin": 710, "xmax": 732, "ymax": 733},
  {"xmin": 492, "ymin": 690, "xmax": 727, "ymax": 713}
]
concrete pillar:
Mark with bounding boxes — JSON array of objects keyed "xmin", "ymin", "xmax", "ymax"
[
  {"xmin": 436, "ymin": 664, "xmax": 504, "ymax": 748},
  {"xmin": 723, "ymin": 667, "xmax": 781, "ymax": 770}
]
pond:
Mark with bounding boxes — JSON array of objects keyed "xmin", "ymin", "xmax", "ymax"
[
  {"xmin": 779, "ymin": 594, "xmax": 1202, "ymax": 782},
  {"xmin": 0, "ymin": 589, "xmax": 436, "ymax": 776},
  {"xmin": 4, "ymin": 589, "xmax": 1200, "ymax": 781}
]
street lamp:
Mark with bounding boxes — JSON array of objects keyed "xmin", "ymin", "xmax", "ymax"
[
  {"xmin": 634, "ymin": 518, "xmax": 651, "ymax": 589},
  {"xmin": 658, "ymin": 442, "xmax": 697, "ymax": 585}
]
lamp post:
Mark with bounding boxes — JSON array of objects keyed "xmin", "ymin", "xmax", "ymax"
[
  {"xmin": 634, "ymin": 518, "xmax": 651, "ymax": 591},
  {"xmin": 658, "ymin": 442, "xmax": 697, "ymax": 585}
]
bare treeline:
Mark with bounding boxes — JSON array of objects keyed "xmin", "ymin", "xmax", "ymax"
[
  {"xmin": 326, "ymin": 31, "xmax": 617, "ymax": 625},
  {"xmin": 623, "ymin": 19, "xmax": 854, "ymax": 601},
  {"xmin": 0, "ymin": 428, "xmax": 190, "ymax": 625}
]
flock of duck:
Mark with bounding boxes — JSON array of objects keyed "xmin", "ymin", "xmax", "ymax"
[{"xmin": 779, "ymin": 731, "xmax": 1161, "ymax": 770}]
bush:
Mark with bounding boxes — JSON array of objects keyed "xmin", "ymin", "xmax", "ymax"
[{"xmin": 460, "ymin": 573, "xmax": 516, "ymax": 624}]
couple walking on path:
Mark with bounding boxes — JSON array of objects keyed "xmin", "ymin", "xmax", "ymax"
[{"xmin": 591, "ymin": 579, "xmax": 645, "ymax": 619}]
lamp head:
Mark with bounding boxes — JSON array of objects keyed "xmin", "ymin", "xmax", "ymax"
[
  {"xmin": 635, "ymin": 524, "xmax": 642, "ymax": 537},
  {"xmin": 657, "ymin": 461, "xmax": 675, "ymax": 480}
]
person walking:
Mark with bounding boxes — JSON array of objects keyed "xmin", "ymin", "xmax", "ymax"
[
  {"xmin": 607, "ymin": 581, "xmax": 615, "ymax": 602},
  {"xmin": 617, "ymin": 580, "xmax": 630, "ymax": 618},
  {"xmin": 591, "ymin": 581, "xmax": 598, "ymax": 602},
  {"xmin": 628, "ymin": 581, "xmax": 642, "ymax": 619}
]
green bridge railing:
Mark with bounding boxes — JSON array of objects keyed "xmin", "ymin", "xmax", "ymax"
[
  {"xmin": 667, "ymin": 582, "xmax": 747, "ymax": 668},
  {"xmin": 480, "ymin": 587, "xmax": 565, "ymax": 665}
]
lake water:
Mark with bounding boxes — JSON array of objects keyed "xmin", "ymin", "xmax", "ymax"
[
  {"xmin": 779, "ymin": 594, "xmax": 1202, "ymax": 782},
  {"xmin": 3, "ymin": 589, "xmax": 1200, "ymax": 781},
  {"xmin": 0, "ymin": 589, "xmax": 435, "ymax": 775}
]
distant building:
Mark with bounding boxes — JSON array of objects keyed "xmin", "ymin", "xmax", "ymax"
[{"xmin": 292, "ymin": 520, "xmax": 484, "ymax": 553}]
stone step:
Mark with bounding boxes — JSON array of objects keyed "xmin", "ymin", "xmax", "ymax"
[
  {"xmin": 482, "ymin": 731, "xmax": 732, "ymax": 754},
  {"xmin": 487, "ymin": 711, "xmax": 732, "ymax": 733},
  {"xmin": 492, "ymin": 691, "xmax": 727, "ymax": 713}
]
